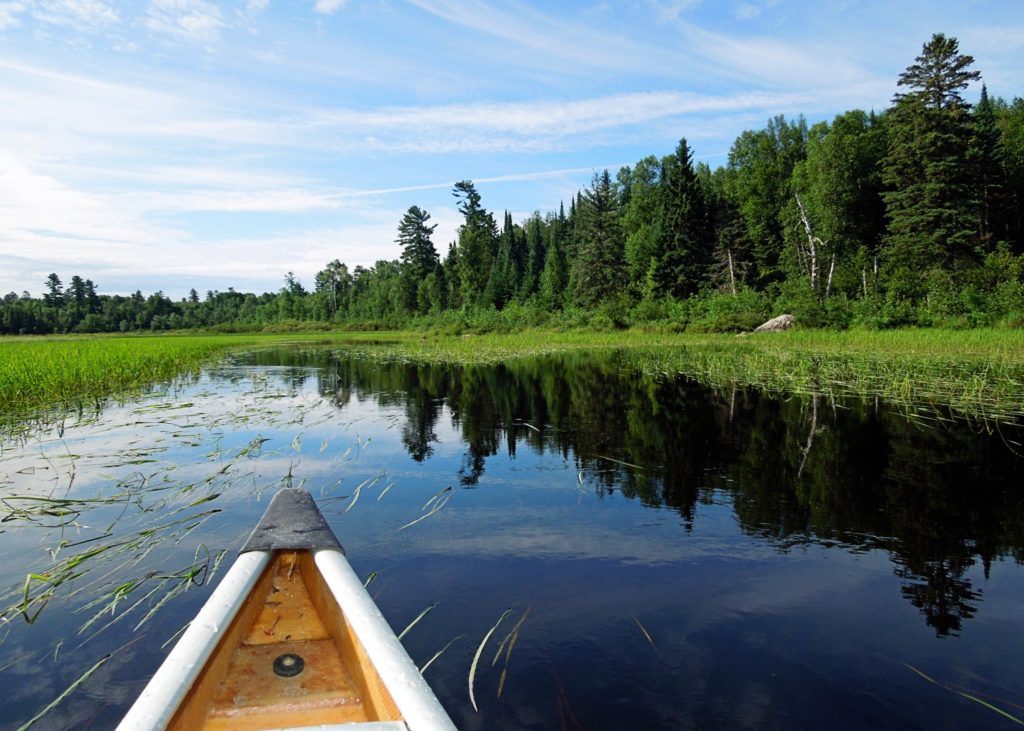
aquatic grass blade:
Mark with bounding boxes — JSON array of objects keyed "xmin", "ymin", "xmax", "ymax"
[{"xmin": 469, "ymin": 608, "xmax": 512, "ymax": 713}]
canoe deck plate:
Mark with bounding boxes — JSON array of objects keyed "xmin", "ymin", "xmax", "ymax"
[{"xmin": 241, "ymin": 488, "xmax": 344, "ymax": 554}]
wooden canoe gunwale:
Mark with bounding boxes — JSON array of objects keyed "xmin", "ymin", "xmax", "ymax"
[{"xmin": 117, "ymin": 489, "xmax": 456, "ymax": 731}]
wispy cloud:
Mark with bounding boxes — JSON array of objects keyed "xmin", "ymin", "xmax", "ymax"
[
  {"xmin": 0, "ymin": 56, "xmax": 857, "ymax": 159},
  {"xmin": 0, "ymin": 2, "xmax": 25, "ymax": 29},
  {"xmin": 144, "ymin": 0, "xmax": 225, "ymax": 43},
  {"xmin": 32, "ymin": 0, "xmax": 118, "ymax": 31},
  {"xmin": 648, "ymin": 0, "xmax": 702, "ymax": 23},
  {"xmin": 313, "ymin": 0, "xmax": 346, "ymax": 14},
  {"xmin": 408, "ymin": 0, "xmax": 691, "ymax": 79},
  {"xmin": 124, "ymin": 164, "xmax": 616, "ymax": 214}
]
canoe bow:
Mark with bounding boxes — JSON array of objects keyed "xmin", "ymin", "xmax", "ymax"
[{"xmin": 118, "ymin": 488, "xmax": 457, "ymax": 731}]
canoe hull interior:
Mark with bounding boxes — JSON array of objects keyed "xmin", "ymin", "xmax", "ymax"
[
  {"xmin": 119, "ymin": 489, "xmax": 455, "ymax": 731},
  {"xmin": 169, "ymin": 550, "xmax": 402, "ymax": 730}
]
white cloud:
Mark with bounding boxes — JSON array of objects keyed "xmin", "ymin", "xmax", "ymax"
[
  {"xmin": 145, "ymin": 0, "xmax": 225, "ymax": 42},
  {"xmin": 32, "ymin": 0, "xmax": 118, "ymax": 31},
  {"xmin": 247, "ymin": 0, "xmax": 269, "ymax": 12},
  {"xmin": 0, "ymin": 150, "xmax": 177, "ymax": 248},
  {"xmin": 0, "ymin": 2, "xmax": 25, "ymax": 29},
  {"xmin": 314, "ymin": 0, "xmax": 346, "ymax": 14},
  {"xmin": 649, "ymin": 0, "xmax": 702, "ymax": 23},
  {"xmin": 0, "ymin": 55, "xmax": 874, "ymax": 161}
]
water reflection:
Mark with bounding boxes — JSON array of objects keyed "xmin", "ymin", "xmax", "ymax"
[
  {"xmin": 4, "ymin": 346, "xmax": 1024, "ymax": 729},
  {"xmin": 273, "ymin": 348, "xmax": 1024, "ymax": 637}
]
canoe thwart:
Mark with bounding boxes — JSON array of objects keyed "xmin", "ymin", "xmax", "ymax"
[{"xmin": 242, "ymin": 488, "xmax": 344, "ymax": 554}]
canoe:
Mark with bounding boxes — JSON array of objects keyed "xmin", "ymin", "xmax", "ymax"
[{"xmin": 118, "ymin": 488, "xmax": 457, "ymax": 731}]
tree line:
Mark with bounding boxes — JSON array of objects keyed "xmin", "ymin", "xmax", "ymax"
[{"xmin": 4, "ymin": 33, "xmax": 1023, "ymax": 335}]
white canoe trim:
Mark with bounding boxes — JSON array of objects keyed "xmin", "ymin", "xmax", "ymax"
[
  {"xmin": 117, "ymin": 550, "xmax": 272, "ymax": 731},
  {"xmin": 314, "ymin": 550, "xmax": 457, "ymax": 731},
  {"xmin": 270, "ymin": 723, "xmax": 410, "ymax": 731}
]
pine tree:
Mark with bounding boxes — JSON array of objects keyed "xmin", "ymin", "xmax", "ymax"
[
  {"xmin": 396, "ymin": 205, "xmax": 439, "ymax": 312},
  {"xmin": 538, "ymin": 234, "xmax": 568, "ymax": 309},
  {"xmin": 487, "ymin": 211, "xmax": 519, "ymax": 309},
  {"xmin": 569, "ymin": 170, "xmax": 624, "ymax": 307},
  {"xmin": 43, "ymin": 273, "xmax": 64, "ymax": 308},
  {"xmin": 397, "ymin": 206, "xmax": 439, "ymax": 277},
  {"xmin": 970, "ymin": 85, "xmax": 1009, "ymax": 244},
  {"xmin": 882, "ymin": 33, "xmax": 981, "ymax": 277},
  {"xmin": 68, "ymin": 275, "xmax": 87, "ymax": 327},
  {"xmin": 655, "ymin": 138, "xmax": 711, "ymax": 298},
  {"xmin": 518, "ymin": 212, "xmax": 546, "ymax": 300},
  {"xmin": 453, "ymin": 181, "xmax": 498, "ymax": 306},
  {"xmin": 82, "ymin": 279, "xmax": 100, "ymax": 313}
]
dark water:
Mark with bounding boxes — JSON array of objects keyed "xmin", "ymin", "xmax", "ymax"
[{"xmin": 2, "ymin": 346, "xmax": 1023, "ymax": 730}]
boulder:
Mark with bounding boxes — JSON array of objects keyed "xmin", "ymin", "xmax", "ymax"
[{"xmin": 753, "ymin": 314, "xmax": 795, "ymax": 332}]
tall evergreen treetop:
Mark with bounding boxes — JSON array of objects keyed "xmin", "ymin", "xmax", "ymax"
[
  {"xmin": 570, "ymin": 169, "xmax": 624, "ymax": 307},
  {"xmin": 883, "ymin": 33, "xmax": 982, "ymax": 277},
  {"xmin": 656, "ymin": 138, "xmax": 711, "ymax": 298},
  {"xmin": 396, "ymin": 205, "xmax": 439, "ymax": 278},
  {"xmin": 895, "ymin": 33, "xmax": 979, "ymax": 112},
  {"xmin": 452, "ymin": 180, "xmax": 498, "ymax": 306},
  {"xmin": 44, "ymin": 273, "xmax": 64, "ymax": 308}
]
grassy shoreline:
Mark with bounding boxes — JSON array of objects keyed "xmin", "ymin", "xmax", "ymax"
[{"xmin": 2, "ymin": 328, "xmax": 1023, "ymax": 424}]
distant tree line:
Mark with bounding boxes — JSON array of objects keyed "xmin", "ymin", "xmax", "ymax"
[{"xmin": 4, "ymin": 34, "xmax": 1023, "ymax": 335}]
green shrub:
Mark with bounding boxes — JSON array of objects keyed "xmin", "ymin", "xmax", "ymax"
[{"xmin": 687, "ymin": 289, "xmax": 769, "ymax": 333}]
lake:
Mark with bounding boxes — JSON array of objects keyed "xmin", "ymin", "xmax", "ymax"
[{"xmin": 2, "ymin": 344, "xmax": 1023, "ymax": 730}]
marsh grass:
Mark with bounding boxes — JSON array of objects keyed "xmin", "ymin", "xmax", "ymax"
[
  {"xmin": 0, "ymin": 335, "xmax": 244, "ymax": 419},
  {"xmin": 335, "ymin": 329, "xmax": 1024, "ymax": 424}
]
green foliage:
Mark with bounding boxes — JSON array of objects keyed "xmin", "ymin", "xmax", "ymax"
[
  {"xmin": 655, "ymin": 138, "xmax": 712, "ymax": 298},
  {"xmin": 726, "ymin": 115, "xmax": 807, "ymax": 287},
  {"xmin": 883, "ymin": 33, "xmax": 982, "ymax": 275},
  {"xmin": 686, "ymin": 289, "xmax": 770, "ymax": 333},
  {"xmin": 570, "ymin": 170, "xmax": 625, "ymax": 307},
  {"xmin": 0, "ymin": 335, "xmax": 253, "ymax": 416}
]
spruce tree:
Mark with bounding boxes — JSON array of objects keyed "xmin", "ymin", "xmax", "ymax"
[
  {"xmin": 453, "ymin": 181, "xmax": 497, "ymax": 306},
  {"xmin": 487, "ymin": 211, "xmax": 519, "ymax": 309},
  {"xmin": 518, "ymin": 213, "xmax": 546, "ymax": 300},
  {"xmin": 569, "ymin": 170, "xmax": 624, "ymax": 307},
  {"xmin": 656, "ymin": 138, "xmax": 711, "ymax": 298},
  {"xmin": 538, "ymin": 234, "xmax": 568, "ymax": 309},
  {"xmin": 970, "ymin": 85, "xmax": 1009, "ymax": 244},
  {"xmin": 882, "ymin": 33, "xmax": 981, "ymax": 277}
]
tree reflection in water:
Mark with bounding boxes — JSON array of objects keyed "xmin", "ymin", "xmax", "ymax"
[{"xmin": 255, "ymin": 347, "xmax": 1024, "ymax": 636}]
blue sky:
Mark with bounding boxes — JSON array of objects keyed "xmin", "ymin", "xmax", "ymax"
[{"xmin": 0, "ymin": 0, "xmax": 1021, "ymax": 298}]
